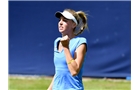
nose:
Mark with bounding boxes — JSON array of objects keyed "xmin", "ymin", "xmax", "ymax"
[{"xmin": 59, "ymin": 19, "xmax": 63, "ymax": 25}]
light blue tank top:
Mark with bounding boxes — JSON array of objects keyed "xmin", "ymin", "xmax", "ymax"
[{"xmin": 53, "ymin": 36, "xmax": 87, "ymax": 90}]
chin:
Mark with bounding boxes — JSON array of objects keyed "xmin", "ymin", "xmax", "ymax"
[{"xmin": 59, "ymin": 29, "xmax": 64, "ymax": 33}]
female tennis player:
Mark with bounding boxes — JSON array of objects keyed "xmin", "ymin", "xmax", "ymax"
[{"xmin": 47, "ymin": 8, "xmax": 88, "ymax": 90}]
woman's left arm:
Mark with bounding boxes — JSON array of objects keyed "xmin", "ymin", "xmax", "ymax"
[{"xmin": 63, "ymin": 43, "xmax": 86, "ymax": 76}]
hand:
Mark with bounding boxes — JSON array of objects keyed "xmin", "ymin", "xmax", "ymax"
[{"xmin": 60, "ymin": 35, "xmax": 70, "ymax": 48}]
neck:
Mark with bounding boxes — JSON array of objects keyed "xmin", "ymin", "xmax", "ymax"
[{"xmin": 62, "ymin": 33, "xmax": 75, "ymax": 39}]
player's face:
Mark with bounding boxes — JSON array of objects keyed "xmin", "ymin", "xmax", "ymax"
[{"xmin": 58, "ymin": 16, "xmax": 76, "ymax": 35}]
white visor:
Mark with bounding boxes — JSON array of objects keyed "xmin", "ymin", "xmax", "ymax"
[{"xmin": 55, "ymin": 11, "xmax": 78, "ymax": 25}]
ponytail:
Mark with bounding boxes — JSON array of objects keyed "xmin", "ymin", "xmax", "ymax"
[
  {"xmin": 74, "ymin": 11, "xmax": 88, "ymax": 36},
  {"xmin": 64, "ymin": 9, "xmax": 88, "ymax": 36}
]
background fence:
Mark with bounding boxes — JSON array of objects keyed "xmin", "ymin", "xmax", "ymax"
[{"xmin": 9, "ymin": 1, "xmax": 131, "ymax": 78}]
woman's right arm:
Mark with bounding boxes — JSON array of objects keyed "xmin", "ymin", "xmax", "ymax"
[{"xmin": 47, "ymin": 75, "xmax": 55, "ymax": 90}]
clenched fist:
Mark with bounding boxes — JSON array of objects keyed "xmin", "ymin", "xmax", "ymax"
[{"xmin": 60, "ymin": 35, "xmax": 70, "ymax": 48}]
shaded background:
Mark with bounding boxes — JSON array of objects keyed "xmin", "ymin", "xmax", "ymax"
[{"xmin": 9, "ymin": 1, "xmax": 131, "ymax": 78}]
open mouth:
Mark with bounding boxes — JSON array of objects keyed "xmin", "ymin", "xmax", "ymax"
[{"xmin": 59, "ymin": 26, "xmax": 63, "ymax": 30}]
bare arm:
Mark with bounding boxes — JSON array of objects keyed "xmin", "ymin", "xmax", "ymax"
[
  {"xmin": 47, "ymin": 75, "xmax": 55, "ymax": 90},
  {"xmin": 63, "ymin": 44, "xmax": 86, "ymax": 76}
]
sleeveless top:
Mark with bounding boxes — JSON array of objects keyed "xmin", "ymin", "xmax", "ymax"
[{"xmin": 53, "ymin": 36, "xmax": 87, "ymax": 90}]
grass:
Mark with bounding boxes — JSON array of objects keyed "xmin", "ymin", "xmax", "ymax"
[{"xmin": 9, "ymin": 75, "xmax": 131, "ymax": 90}]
